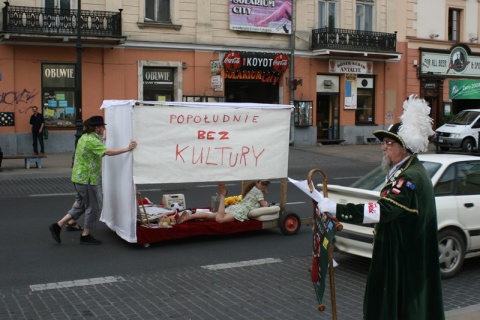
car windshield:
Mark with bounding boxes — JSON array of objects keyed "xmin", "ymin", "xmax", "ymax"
[
  {"xmin": 350, "ymin": 160, "xmax": 442, "ymax": 191},
  {"xmin": 447, "ymin": 110, "xmax": 480, "ymax": 125}
]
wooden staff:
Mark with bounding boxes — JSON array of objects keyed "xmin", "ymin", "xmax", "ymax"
[{"xmin": 307, "ymin": 168, "xmax": 342, "ymax": 320}]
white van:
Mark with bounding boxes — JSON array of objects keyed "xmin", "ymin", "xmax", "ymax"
[{"xmin": 435, "ymin": 109, "xmax": 480, "ymax": 152}]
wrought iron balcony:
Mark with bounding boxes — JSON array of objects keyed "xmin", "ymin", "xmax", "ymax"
[
  {"xmin": 1, "ymin": 3, "xmax": 125, "ymax": 45},
  {"xmin": 312, "ymin": 28, "xmax": 397, "ymax": 53}
]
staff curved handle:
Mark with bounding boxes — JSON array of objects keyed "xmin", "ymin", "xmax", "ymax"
[{"xmin": 307, "ymin": 168, "xmax": 328, "ymax": 198}]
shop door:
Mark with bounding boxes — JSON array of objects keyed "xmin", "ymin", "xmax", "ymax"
[
  {"xmin": 316, "ymin": 93, "xmax": 339, "ymax": 140},
  {"xmin": 424, "ymin": 96, "xmax": 439, "ymax": 128},
  {"xmin": 421, "ymin": 79, "xmax": 443, "ymax": 129}
]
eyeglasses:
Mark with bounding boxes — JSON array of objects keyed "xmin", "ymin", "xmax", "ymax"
[
  {"xmin": 381, "ymin": 140, "xmax": 396, "ymax": 146},
  {"xmin": 260, "ymin": 181, "xmax": 270, "ymax": 186}
]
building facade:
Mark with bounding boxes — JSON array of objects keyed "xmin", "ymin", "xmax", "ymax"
[
  {"xmin": 1, "ymin": 0, "xmax": 477, "ymax": 153},
  {"xmin": 404, "ymin": 0, "xmax": 480, "ymax": 129}
]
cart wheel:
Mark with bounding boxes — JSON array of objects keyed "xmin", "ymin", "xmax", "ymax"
[
  {"xmin": 279, "ymin": 212, "xmax": 301, "ymax": 236},
  {"xmin": 143, "ymin": 243, "xmax": 151, "ymax": 248}
]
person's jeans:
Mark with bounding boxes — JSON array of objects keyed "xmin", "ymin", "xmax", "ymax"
[{"xmin": 32, "ymin": 131, "xmax": 44, "ymax": 154}]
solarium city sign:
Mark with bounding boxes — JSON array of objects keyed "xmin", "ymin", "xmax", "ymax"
[{"xmin": 420, "ymin": 44, "xmax": 480, "ymax": 77}]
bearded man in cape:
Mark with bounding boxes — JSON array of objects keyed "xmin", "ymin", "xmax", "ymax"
[{"xmin": 319, "ymin": 95, "xmax": 445, "ymax": 320}]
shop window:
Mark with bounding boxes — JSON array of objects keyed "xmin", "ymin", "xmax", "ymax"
[
  {"xmin": 42, "ymin": 63, "xmax": 76, "ymax": 128},
  {"xmin": 318, "ymin": 0, "xmax": 338, "ymax": 28},
  {"xmin": 356, "ymin": 0, "xmax": 374, "ymax": 32},
  {"xmin": 448, "ymin": 8, "xmax": 461, "ymax": 41},
  {"xmin": 355, "ymin": 89, "xmax": 375, "ymax": 124},
  {"xmin": 145, "ymin": 0, "xmax": 170, "ymax": 22},
  {"xmin": 294, "ymin": 100, "xmax": 313, "ymax": 127},
  {"xmin": 143, "ymin": 67, "xmax": 174, "ymax": 101},
  {"xmin": 183, "ymin": 96, "xmax": 225, "ymax": 102}
]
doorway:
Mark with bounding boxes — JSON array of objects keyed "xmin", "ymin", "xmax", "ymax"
[
  {"xmin": 316, "ymin": 93, "xmax": 340, "ymax": 140},
  {"xmin": 421, "ymin": 78, "xmax": 444, "ymax": 129}
]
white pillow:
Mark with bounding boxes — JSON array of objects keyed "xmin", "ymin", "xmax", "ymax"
[{"xmin": 247, "ymin": 205, "xmax": 280, "ymax": 218}]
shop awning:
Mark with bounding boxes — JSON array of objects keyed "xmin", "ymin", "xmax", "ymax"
[{"xmin": 449, "ymin": 79, "xmax": 480, "ymax": 99}]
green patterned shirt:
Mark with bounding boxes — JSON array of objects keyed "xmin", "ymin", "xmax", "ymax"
[{"xmin": 71, "ymin": 133, "xmax": 107, "ymax": 185}]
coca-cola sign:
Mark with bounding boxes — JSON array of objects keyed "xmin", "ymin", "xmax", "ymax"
[
  {"xmin": 272, "ymin": 54, "xmax": 289, "ymax": 73},
  {"xmin": 223, "ymin": 51, "xmax": 289, "ymax": 75},
  {"xmin": 223, "ymin": 51, "xmax": 242, "ymax": 72}
]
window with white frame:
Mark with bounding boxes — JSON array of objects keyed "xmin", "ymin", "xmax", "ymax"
[
  {"xmin": 448, "ymin": 8, "xmax": 461, "ymax": 41},
  {"xmin": 356, "ymin": 0, "xmax": 374, "ymax": 31},
  {"xmin": 318, "ymin": 0, "xmax": 338, "ymax": 29},
  {"xmin": 145, "ymin": 0, "xmax": 170, "ymax": 22}
]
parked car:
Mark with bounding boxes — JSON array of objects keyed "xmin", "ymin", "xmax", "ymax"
[
  {"xmin": 434, "ymin": 109, "xmax": 480, "ymax": 152},
  {"xmin": 321, "ymin": 153, "xmax": 480, "ymax": 279}
]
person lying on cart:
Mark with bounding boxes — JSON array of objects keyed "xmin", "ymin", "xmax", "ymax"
[{"xmin": 177, "ymin": 180, "xmax": 271, "ymax": 223}]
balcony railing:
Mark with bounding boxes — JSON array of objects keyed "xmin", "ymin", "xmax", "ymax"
[
  {"xmin": 312, "ymin": 28, "xmax": 397, "ymax": 53},
  {"xmin": 2, "ymin": 4, "xmax": 122, "ymax": 38}
]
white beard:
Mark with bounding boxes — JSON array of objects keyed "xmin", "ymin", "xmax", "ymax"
[{"xmin": 381, "ymin": 152, "xmax": 394, "ymax": 173}]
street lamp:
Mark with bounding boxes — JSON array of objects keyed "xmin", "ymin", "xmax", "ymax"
[{"xmin": 74, "ymin": 0, "xmax": 83, "ymax": 147}]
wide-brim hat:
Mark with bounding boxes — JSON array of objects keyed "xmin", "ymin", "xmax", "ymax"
[
  {"xmin": 373, "ymin": 95, "xmax": 435, "ymax": 154},
  {"xmin": 373, "ymin": 123, "xmax": 408, "ymax": 151},
  {"xmin": 89, "ymin": 115, "xmax": 106, "ymax": 126}
]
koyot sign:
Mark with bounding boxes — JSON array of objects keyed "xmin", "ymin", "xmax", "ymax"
[{"xmin": 223, "ymin": 51, "xmax": 289, "ymax": 74}]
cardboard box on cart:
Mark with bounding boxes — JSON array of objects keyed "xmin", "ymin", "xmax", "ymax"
[{"xmin": 162, "ymin": 194, "xmax": 186, "ymax": 211}]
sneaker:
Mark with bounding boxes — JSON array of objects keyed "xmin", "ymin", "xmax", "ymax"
[
  {"xmin": 49, "ymin": 223, "xmax": 61, "ymax": 244},
  {"xmin": 80, "ymin": 234, "xmax": 102, "ymax": 245}
]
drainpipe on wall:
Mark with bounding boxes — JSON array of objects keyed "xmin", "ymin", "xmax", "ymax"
[{"xmin": 288, "ymin": 0, "xmax": 295, "ymax": 145}]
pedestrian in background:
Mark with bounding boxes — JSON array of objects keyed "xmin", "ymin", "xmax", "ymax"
[
  {"xmin": 29, "ymin": 106, "xmax": 45, "ymax": 155},
  {"xmin": 318, "ymin": 95, "xmax": 444, "ymax": 320},
  {"xmin": 49, "ymin": 115, "xmax": 137, "ymax": 245}
]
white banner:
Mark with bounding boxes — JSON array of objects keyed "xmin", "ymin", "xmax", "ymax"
[{"xmin": 133, "ymin": 103, "xmax": 291, "ymax": 184}]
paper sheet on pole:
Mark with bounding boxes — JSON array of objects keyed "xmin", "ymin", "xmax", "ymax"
[
  {"xmin": 133, "ymin": 105, "xmax": 291, "ymax": 184},
  {"xmin": 288, "ymin": 177, "xmax": 324, "ymax": 203}
]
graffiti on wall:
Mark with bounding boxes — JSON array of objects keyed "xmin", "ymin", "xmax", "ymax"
[
  {"xmin": 0, "ymin": 88, "xmax": 39, "ymax": 110},
  {"xmin": 0, "ymin": 88, "xmax": 39, "ymax": 126}
]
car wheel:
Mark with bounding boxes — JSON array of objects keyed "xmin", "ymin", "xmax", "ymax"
[
  {"xmin": 279, "ymin": 212, "xmax": 301, "ymax": 236},
  {"xmin": 461, "ymin": 138, "xmax": 475, "ymax": 152},
  {"xmin": 438, "ymin": 229, "xmax": 465, "ymax": 279},
  {"xmin": 439, "ymin": 146, "xmax": 450, "ymax": 151}
]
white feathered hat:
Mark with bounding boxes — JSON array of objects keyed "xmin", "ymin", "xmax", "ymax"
[{"xmin": 373, "ymin": 95, "xmax": 435, "ymax": 153}]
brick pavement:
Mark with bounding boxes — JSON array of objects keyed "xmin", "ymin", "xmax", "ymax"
[{"xmin": 1, "ymin": 144, "xmax": 480, "ymax": 319}]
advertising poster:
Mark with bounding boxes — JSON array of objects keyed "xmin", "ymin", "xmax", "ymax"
[
  {"xmin": 229, "ymin": 0, "xmax": 292, "ymax": 34},
  {"xmin": 344, "ymin": 74, "xmax": 357, "ymax": 109},
  {"xmin": 449, "ymin": 79, "xmax": 480, "ymax": 99}
]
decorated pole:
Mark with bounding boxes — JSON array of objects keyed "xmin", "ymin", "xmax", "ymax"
[{"xmin": 307, "ymin": 168, "xmax": 343, "ymax": 318}]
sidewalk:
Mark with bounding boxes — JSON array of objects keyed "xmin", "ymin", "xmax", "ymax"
[
  {"xmin": 446, "ymin": 305, "xmax": 480, "ymax": 320},
  {"xmin": 0, "ymin": 151, "xmax": 73, "ymax": 178}
]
